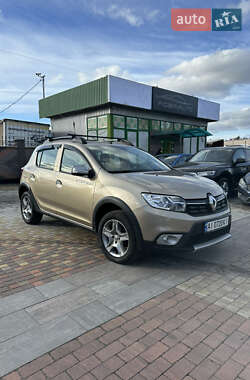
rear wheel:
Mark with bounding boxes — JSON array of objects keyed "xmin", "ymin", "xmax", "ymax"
[
  {"xmin": 98, "ymin": 210, "xmax": 139, "ymax": 264},
  {"xmin": 21, "ymin": 191, "xmax": 43, "ymax": 225}
]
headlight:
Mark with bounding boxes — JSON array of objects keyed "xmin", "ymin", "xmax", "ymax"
[
  {"xmin": 142, "ymin": 193, "xmax": 186, "ymax": 212},
  {"xmin": 239, "ymin": 178, "xmax": 247, "ymax": 190},
  {"xmin": 197, "ymin": 171, "xmax": 216, "ymax": 177}
]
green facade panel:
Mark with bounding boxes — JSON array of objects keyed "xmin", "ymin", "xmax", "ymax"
[{"xmin": 39, "ymin": 77, "xmax": 108, "ymax": 118}]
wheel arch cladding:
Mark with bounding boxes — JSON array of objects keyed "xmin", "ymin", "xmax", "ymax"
[{"xmin": 93, "ymin": 197, "xmax": 143, "ymax": 249}]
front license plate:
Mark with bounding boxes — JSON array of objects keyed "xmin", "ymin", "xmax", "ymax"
[{"xmin": 204, "ymin": 217, "xmax": 229, "ymax": 233}]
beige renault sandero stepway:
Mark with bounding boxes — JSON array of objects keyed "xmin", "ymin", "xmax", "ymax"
[{"xmin": 19, "ymin": 135, "xmax": 231, "ymax": 264}]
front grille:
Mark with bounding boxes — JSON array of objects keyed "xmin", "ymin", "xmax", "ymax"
[{"xmin": 186, "ymin": 194, "xmax": 228, "ymax": 216}]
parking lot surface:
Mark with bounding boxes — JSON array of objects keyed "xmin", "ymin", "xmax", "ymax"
[{"xmin": 1, "ymin": 184, "xmax": 250, "ymax": 379}]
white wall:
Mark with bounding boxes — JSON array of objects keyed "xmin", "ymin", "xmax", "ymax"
[
  {"xmin": 109, "ymin": 75, "xmax": 152, "ymax": 110},
  {"xmin": 197, "ymin": 99, "xmax": 220, "ymax": 121}
]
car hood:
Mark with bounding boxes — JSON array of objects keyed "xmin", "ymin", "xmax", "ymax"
[
  {"xmin": 177, "ymin": 161, "xmax": 227, "ymax": 171},
  {"xmin": 116, "ymin": 170, "xmax": 223, "ymax": 199}
]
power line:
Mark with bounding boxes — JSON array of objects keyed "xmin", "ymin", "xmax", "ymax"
[
  {"xmin": 0, "ymin": 48, "xmax": 83, "ymax": 74},
  {"xmin": 0, "ymin": 80, "xmax": 42, "ymax": 114}
]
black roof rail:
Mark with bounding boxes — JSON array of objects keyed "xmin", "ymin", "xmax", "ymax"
[
  {"xmin": 44, "ymin": 133, "xmax": 134, "ymax": 146},
  {"xmin": 67, "ymin": 134, "xmax": 134, "ymax": 146}
]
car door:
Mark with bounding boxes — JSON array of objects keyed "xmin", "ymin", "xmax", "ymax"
[
  {"xmin": 31, "ymin": 145, "xmax": 60, "ymax": 213},
  {"xmin": 55, "ymin": 145, "xmax": 95, "ymax": 227},
  {"xmin": 246, "ymin": 149, "xmax": 250, "ymax": 172},
  {"xmin": 232, "ymin": 149, "xmax": 248, "ymax": 186}
]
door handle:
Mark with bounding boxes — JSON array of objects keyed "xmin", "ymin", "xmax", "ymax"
[
  {"xmin": 56, "ymin": 179, "xmax": 62, "ymax": 187},
  {"xmin": 30, "ymin": 174, "xmax": 35, "ymax": 182}
]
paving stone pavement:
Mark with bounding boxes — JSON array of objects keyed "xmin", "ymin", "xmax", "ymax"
[
  {"xmin": 4, "ymin": 286, "xmax": 250, "ymax": 380},
  {"xmin": 2, "ymin": 185, "xmax": 250, "ymax": 378},
  {"xmin": 0, "ymin": 186, "xmax": 105, "ymax": 297}
]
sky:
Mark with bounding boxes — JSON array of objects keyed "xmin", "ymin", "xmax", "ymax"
[{"xmin": 0, "ymin": 0, "xmax": 250, "ymax": 140}]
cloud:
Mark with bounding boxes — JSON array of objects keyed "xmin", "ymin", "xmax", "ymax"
[
  {"xmin": 239, "ymin": 0, "xmax": 250, "ymax": 18},
  {"xmin": 156, "ymin": 49, "xmax": 250, "ymax": 99},
  {"xmin": 47, "ymin": 74, "xmax": 63, "ymax": 85},
  {"xmin": 107, "ymin": 5, "xmax": 143, "ymax": 26},
  {"xmin": 95, "ymin": 65, "xmax": 131, "ymax": 79},
  {"xmin": 78, "ymin": 72, "xmax": 88, "ymax": 84},
  {"xmin": 89, "ymin": 3, "xmax": 160, "ymax": 27},
  {"xmin": 209, "ymin": 107, "xmax": 250, "ymax": 137}
]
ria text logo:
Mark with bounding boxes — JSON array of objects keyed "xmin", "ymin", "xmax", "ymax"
[{"xmin": 171, "ymin": 8, "xmax": 241, "ymax": 31}]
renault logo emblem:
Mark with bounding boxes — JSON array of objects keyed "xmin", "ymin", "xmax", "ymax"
[{"xmin": 208, "ymin": 193, "xmax": 217, "ymax": 211}]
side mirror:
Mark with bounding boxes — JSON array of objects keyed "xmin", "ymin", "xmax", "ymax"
[
  {"xmin": 244, "ymin": 173, "xmax": 250, "ymax": 184},
  {"xmin": 71, "ymin": 166, "xmax": 95, "ymax": 178},
  {"xmin": 233, "ymin": 157, "xmax": 246, "ymax": 165}
]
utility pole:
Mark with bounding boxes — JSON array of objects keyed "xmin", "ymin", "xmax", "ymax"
[{"xmin": 35, "ymin": 73, "xmax": 46, "ymax": 98}]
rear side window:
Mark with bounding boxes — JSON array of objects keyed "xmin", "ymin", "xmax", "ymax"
[
  {"xmin": 246, "ymin": 150, "xmax": 250, "ymax": 161},
  {"xmin": 37, "ymin": 149, "xmax": 58, "ymax": 170}
]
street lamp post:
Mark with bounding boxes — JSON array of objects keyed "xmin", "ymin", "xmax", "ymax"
[{"xmin": 35, "ymin": 73, "xmax": 46, "ymax": 98}]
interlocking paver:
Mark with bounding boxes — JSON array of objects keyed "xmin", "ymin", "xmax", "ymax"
[{"xmin": 2, "ymin": 287, "xmax": 250, "ymax": 380}]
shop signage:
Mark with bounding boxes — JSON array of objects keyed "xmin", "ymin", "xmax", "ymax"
[{"xmin": 152, "ymin": 87, "xmax": 198, "ymax": 117}]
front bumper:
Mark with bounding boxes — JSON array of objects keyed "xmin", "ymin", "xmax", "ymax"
[
  {"xmin": 238, "ymin": 188, "xmax": 250, "ymax": 205},
  {"xmin": 136, "ymin": 204, "xmax": 231, "ymax": 251}
]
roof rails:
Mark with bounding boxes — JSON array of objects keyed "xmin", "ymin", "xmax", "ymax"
[{"xmin": 46, "ymin": 134, "xmax": 134, "ymax": 146}]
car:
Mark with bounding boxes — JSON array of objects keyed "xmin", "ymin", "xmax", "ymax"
[
  {"xmin": 238, "ymin": 173, "xmax": 250, "ymax": 205},
  {"xmin": 176, "ymin": 147, "xmax": 250, "ymax": 197},
  {"xmin": 19, "ymin": 135, "xmax": 231, "ymax": 264},
  {"xmin": 156, "ymin": 153, "xmax": 192, "ymax": 167}
]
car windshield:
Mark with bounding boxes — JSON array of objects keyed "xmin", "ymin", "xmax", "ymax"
[
  {"xmin": 190, "ymin": 149, "xmax": 233, "ymax": 163},
  {"xmin": 87, "ymin": 145, "xmax": 170, "ymax": 173}
]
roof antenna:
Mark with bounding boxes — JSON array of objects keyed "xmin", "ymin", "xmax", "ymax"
[{"xmin": 73, "ymin": 121, "xmax": 76, "ymax": 135}]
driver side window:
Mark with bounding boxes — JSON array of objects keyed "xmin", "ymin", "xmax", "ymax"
[{"xmin": 60, "ymin": 148, "xmax": 90, "ymax": 174}]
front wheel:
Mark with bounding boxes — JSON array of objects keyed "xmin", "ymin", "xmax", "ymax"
[
  {"xmin": 21, "ymin": 191, "xmax": 43, "ymax": 225},
  {"xmin": 98, "ymin": 210, "xmax": 139, "ymax": 264}
]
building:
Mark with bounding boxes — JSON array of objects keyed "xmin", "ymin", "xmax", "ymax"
[
  {"xmin": 225, "ymin": 138, "xmax": 250, "ymax": 147},
  {"xmin": 39, "ymin": 76, "xmax": 219, "ymax": 155},
  {"xmin": 0, "ymin": 119, "xmax": 50, "ymax": 147}
]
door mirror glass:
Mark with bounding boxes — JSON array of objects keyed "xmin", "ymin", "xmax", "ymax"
[{"xmin": 72, "ymin": 165, "xmax": 89, "ymax": 176}]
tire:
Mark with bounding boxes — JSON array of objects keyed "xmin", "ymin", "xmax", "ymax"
[
  {"xmin": 98, "ymin": 210, "xmax": 139, "ymax": 264},
  {"xmin": 20, "ymin": 191, "xmax": 43, "ymax": 225},
  {"xmin": 218, "ymin": 177, "xmax": 231, "ymax": 197}
]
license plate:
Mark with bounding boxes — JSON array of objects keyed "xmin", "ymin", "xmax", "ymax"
[{"xmin": 204, "ymin": 217, "xmax": 229, "ymax": 233}]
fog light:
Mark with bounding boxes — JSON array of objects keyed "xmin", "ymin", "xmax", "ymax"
[{"xmin": 156, "ymin": 234, "xmax": 183, "ymax": 246}]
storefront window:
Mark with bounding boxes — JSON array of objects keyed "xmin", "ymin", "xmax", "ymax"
[
  {"xmin": 113, "ymin": 115, "xmax": 125, "ymax": 128},
  {"xmin": 126, "ymin": 117, "xmax": 137, "ymax": 130},
  {"xmin": 174, "ymin": 123, "xmax": 182, "ymax": 131},
  {"xmin": 98, "ymin": 115, "xmax": 108, "ymax": 129},
  {"xmin": 151, "ymin": 120, "xmax": 160, "ymax": 131},
  {"xmin": 88, "ymin": 117, "xmax": 97, "ymax": 130},
  {"xmin": 138, "ymin": 119, "xmax": 149, "ymax": 131},
  {"xmin": 161, "ymin": 121, "xmax": 173, "ymax": 131}
]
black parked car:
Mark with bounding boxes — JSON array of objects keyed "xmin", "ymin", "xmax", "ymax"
[
  {"xmin": 156, "ymin": 153, "xmax": 192, "ymax": 167},
  {"xmin": 238, "ymin": 173, "xmax": 250, "ymax": 205},
  {"xmin": 177, "ymin": 147, "xmax": 250, "ymax": 196}
]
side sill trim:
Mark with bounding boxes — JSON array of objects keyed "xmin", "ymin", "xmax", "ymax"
[
  {"xmin": 41, "ymin": 209, "xmax": 93, "ymax": 231},
  {"xmin": 193, "ymin": 233, "xmax": 231, "ymax": 251}
]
